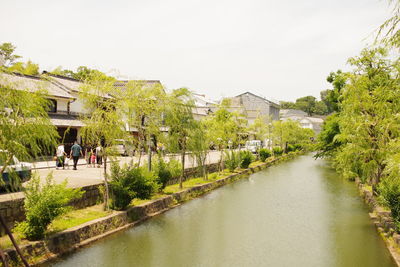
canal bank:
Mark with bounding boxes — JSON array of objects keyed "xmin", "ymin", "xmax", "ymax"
[
  {"xmin": 4, "ymin": 152, "xmax": 300, "ymax": 266},
  {"xmin": 47, "ymin": 154, "xmax": 395, "ymax": 267}
]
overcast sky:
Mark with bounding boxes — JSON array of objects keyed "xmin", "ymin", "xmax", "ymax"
[{"xmin": 0, "ymin": 0, "xmax": 393, "ymax": 102}]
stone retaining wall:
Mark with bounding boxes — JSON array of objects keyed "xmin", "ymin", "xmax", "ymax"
[
  {"xmin": 0, "ymin": 183, "xmax": 103, "ymax": 235},
  {"xmin": 355, "ymin": 178, "xmax": 400, "ymax": 265}
]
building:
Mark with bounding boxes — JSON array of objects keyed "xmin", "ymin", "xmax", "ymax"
[
  {"xmin": 0, "ymin": 72, "xmax": 85, "ymax": 146},
  {"xmin": 280, "ymin": 109, "xmax": 324, "ymax": 134},
  {"xmin": 228, "ymin": 92, "xmax": 280, "ymax": 125},
  {"xmin": 192, "ymin": 93, "xmax": 217, "ymax": 121}
]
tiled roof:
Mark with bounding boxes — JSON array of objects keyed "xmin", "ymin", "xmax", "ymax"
[{"xmin": 0, "ymin": 72, "xmax": 74, "ymax": 99}]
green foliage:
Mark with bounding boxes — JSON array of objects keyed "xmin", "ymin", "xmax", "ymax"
[
  {"xmin": 109, "ymin": 164, "xmax": 159, "ymax": 210},
  {"xmin": 271, "ymin": 120, "xmax": 314, "ymax": 149},
  {"xmin": 240, "ymin": 150, "xmax": 254, "ymax": 168},
  {"xmin": 258, "ymin": 148, "xmax": 271, "ymax": 162},
  {"xmin": 152, "ymin": 157, "xmax": 172, "ymax": 189},
  {"xmin": 15, "ymin": 173, "xmax": 83, "ymax": 240},
  {"xmin": 167, "ymin": 159, "xmax": 183, "ymax": 178},
  {"xmin": 224, "ymin": 150, "xmax": 240, "ymax": 171},
  {"xmin": 286, "ymin": 144, "xmax": 295, "ymax": 153},
  {"xmin": 8, "ymin": 60, "xmax": 39, "ymax": 75},
  {"xmin": 188, "ymin": 120, "xmax": 209, "ymax": 179},
  {"xmin": 273, "ymin": 147, "xmax": 283, "ymax": 156},
  {"xmin": 314, "ymin": 113, "xmax": 342, "ymax": 158},
  {"xmin": 0, "ymin": 74, "xmax": 59, "ymax": 180},
  {"xmin": 377, "ymin": 177, "xmax": 400, "ymax": 227},
  {"xmin": 0, "ymin": 42, "xmax": 21, "ymax": 67}
]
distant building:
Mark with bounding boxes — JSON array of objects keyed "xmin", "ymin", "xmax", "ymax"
[
  {"xmin": 192, "ymin": 93, "xmax": 217, "ymax": 121},
  {"xmin": 280, "ymin": 109, "xmax": 324, "ymax": 134},
  {"xmin": 228, "ymin": 92, "xmax": 280, "ymax": 124}
]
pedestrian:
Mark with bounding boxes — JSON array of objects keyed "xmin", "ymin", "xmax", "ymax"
[
  {"xmin": 91, "ymin": 151, "xmax": 96, "ymax": 168},
  {"xmin": 56, "ymin": 143, "xmax": 66, "ymax": 170},
  {"xmin": 70, "ymin": 141, "xmax": 83, "ymax": 170},
  {"xmin": 95, "ymin": 144, "xmax": 103, "ymax": 167}
]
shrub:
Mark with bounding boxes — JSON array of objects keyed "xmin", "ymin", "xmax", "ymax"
[
  {"xmin": 224, "ymin": 150, "xmax": 240, "ymax": 172},
  {"xmin": 293, "ymin": 144, "xmax": 303, "ymax": 151},
  {"xmin": 152, "ymin": 157, "xmax": 172, "ymax": 190},
  {"xmin": 273, "ymin": 147, "xmax": 283, "ymax": 156},
  {"xmin": 258, "ymin": 148, "xmax": 271, "ymax": 162},
  {"xmin": 209, "ymin": 173, "xmax": 218, "ymax": 180},
  {"xmin": 377, "ymin": 178, "xmax": 400, "ymax": 227},
  {"xmin": 15, "ymin": 173, "xmax": 83, "ymax": 240},
  {"xmin": 167, "ymin": 159, "xmax": 182, "ymax": 178},
  {"xmin": 286, "ymin": 144, "xmax": 295, "ymax": 153},
  {"xmin": 109, "ymin": 164, "xmax": 159, "ymax": 210},
  {"xmin": 240, "ymin": 150, "xmax": 254, "ymax": 169}
]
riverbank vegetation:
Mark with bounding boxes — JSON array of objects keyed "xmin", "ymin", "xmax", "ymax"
[{"xmin": 315, "ymin": 0, "xmax": 400, "ymax": 229}]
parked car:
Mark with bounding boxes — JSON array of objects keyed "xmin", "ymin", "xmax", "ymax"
[
  {"xmin": 0, "ymin": 150, "xmax": 32, "ymax": 187},
  {"xmin": 245, "ymin": 140, "xmax": 262, "ymax": 153},
  {"xmin": 113, "ymin": 139, "xmax": 134, "ymax": 156}
]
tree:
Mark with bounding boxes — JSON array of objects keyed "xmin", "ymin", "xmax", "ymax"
[
  {"xmin": 248, "ymin": 114, "xmax": 270, "ymax": 141},
  {"xmin": 118, "ymin": 80, "xmax": 166, "ymax": 169},
  {"xmin": 329, "ymin": 48, "xmax": 400, "ymax": 186},
  {"xmin": 377, "ymin": 0, "xmax": 400, "ymax": 47},
  {"xmin": 203, "ymin": 101, "xmax": 243, "ymax": 172},
  {"xmin": 295, "ymin": 96, "xmax": 316, "ymax": 116},
  {"xmin": 0, "ymin": 43, "xmax": 21, "ymax": 67},
  {"xmin": 188, "ymin": 120, "xmax": 209, "ymax": 179},
  {"xmin": 0, "ymin": 72, "xmax": 59, "ymax": 266},
  {"xmin": 164, "ymin": 88, "xmax": 196, "ymax": 188},
  {"xmin": 271, "ymin": 120, "xmax": 314, "ymax": 149},
  {"xmin": 279, "ymin": 101, "xmax": 297, "ymax": 109},
  {"xmin": 79, "ymin": 72, "xmax": 125, "ymax": 209},
  {"xmin": 314, "ymin": 101, "xmax": 328, "ymax": 115},
  {"xmin": 8, "ymin": 60, "xmax": 40, "ymax": 76}
]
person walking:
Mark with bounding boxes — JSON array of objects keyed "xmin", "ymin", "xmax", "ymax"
[
  {"xmin": 56, "ymin": 143, "xmax": 66, "ymax": 170},
  {"xmin": 95, "ymin": 144, "xmax": 103, "ymax": 167},
  {"xmin": 70, "ymin": 141, "xmax": 83, "ymax": 170}
]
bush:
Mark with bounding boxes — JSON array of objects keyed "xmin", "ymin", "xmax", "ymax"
[
  {"xmin": 240, "ymin": 150, "xmax": 254, "ymax": 169},
  {"xmin": 293, "ymin": 144, "xmax": 303, "ymax": 151},
  {"xmin": 258, "ymin": 148, "xmax": 272, "ymax": 162},
  {"xmin": 15, "ymin": 173, "xmax": 83, "ymax": 240},
  {"xmin": 286, "ymin": 144, "xmax": 295, "ymax": 153},
  {"xmin": 208, "ymin": 173, "xmax": 218, "ymax": 180},
  {"xmin": 273, "ymin": 147, "xmax": 283, "ymax": 156},
  {"xmin": 225, "ymin": 150, "xmax": 240, "ymax": 172},
  {"xmin": 109, "ymin": 164, "xmax": 159, "ymax": 210},
  {"xmin": 167, "ymin": 159, "xmax": 182, "ymax": 178},
  {"xmin": 152, "ymin": 158, "xmax": 172, "ymax": 190},
  {"xmin": 378, "ymin": 178, "xmax": 400, "ymax": 227}
]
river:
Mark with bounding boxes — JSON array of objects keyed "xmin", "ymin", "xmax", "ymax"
[{"xmin": 48, "ymin": 154, "xmax": 395, "ymax": 267}]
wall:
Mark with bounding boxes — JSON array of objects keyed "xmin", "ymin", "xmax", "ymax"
[{"xmin": 0, "ymin": 183, "xmax": 102, "ymax": 235}]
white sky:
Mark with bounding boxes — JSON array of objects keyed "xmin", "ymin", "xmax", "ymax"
[{"xmin": 0, "ymin": 0, "xmax": 393, "ymax": 102}]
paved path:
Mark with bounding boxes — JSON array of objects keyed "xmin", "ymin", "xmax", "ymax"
[{"xmin": 34, "ymin": 151, "xmax": 222, "ymax": 189}]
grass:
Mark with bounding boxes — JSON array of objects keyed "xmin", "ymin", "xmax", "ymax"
[
  {"xmin": 48, "ymin": 205, "xmax": 111, "ymax": 233},
  {"xmin": 0, "ymin": 232, "xmax": 28, "ymax": 249}
]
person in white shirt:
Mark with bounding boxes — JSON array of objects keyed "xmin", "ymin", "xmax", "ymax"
[{"xmin": 56, "ymin": 144, "xmax": 66, "ymax": 169}]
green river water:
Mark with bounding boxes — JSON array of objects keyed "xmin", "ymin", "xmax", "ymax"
[{"xmin": 48, "ymin": 155, "xmax": 395, "ymax": 267}]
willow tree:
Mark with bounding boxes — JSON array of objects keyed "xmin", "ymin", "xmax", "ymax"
[
  {"xmin": 333, "ymin": 48, "xmax": 400, "ymax": 185},
  {"xmin": 79, "ymin": 72, "xmax": 125, "ymax": 209},
  {"xmin": 188, "ymin": 120, "xmax": 209, "ymax": 180},
  {"xmin": 164, "ymin": 88, "xmax": 196, "ymax": 188},
  {"xmin": 118, "ymin": 80, "xmax": 166, "ymax": 169},
  {"xmin": 271, "ymin": 119, "xmax": 314, "ymax": 150},
  {"xmin": 377, "ymin": 0, "xmax": 400, "ymax": 47},
  {"xmin": 0, "ymin": 73, "xmax": 58, "ymax": 266},
  {"xmin": 203, "ymin": 101, "xmax": 244, "ymax": 172}
]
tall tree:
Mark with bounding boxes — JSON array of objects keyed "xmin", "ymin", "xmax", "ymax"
[
  {"xmin": 0, "ymin": 43, "xmax": 21, "ymax": 67},
  {"xmin": 79, "ymin": 72, "xmax": 125, "ymax": 209},
  {"xmin": 295, "ymin": 96, "xmax": 316, "ymax": 116},
  {"xmin": 164, "ymin": 88, "xmax": 196, "ymax": 188}
]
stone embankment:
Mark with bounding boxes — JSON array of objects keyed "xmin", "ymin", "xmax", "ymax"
[
  {"xmin": 3, "ymin": 152, "xmax": 302, "ymax": 266},
  {"xmin": 356, "ymin": 178, "xmax": 400, "ymax": 266}
]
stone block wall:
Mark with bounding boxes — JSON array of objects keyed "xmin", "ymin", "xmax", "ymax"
[{"xmin": 0, "ymin": 183, "xmax": 103, "ymax": 235}]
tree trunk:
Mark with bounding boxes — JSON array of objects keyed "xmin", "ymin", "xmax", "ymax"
[
  {"xmin": 103, "ymin": 155, "xmax": 109, "ymax": 211},
  {"xmin": 0, "ymin": 216, "xmax": 28, "ymax": 266},
  {"xmin": 148, "ymin": 136, "xmax": 152, "ymax": 171},
  {"xmin": 180, "ymin": 149, "xmax": 186, "ymax": 189}
]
